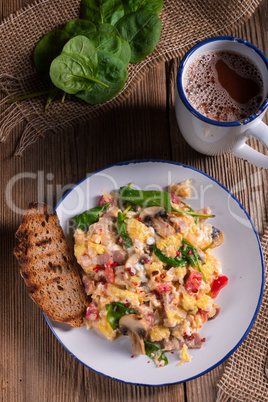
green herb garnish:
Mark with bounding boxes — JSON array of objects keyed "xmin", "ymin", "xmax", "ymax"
[
  {"xmin": 202, "ymin": 241, "xmax": 214, "ymax": 252},
  {"xmin": 179, "ymin": 239, "xmax": 206, "ymax": 281},
  {"xmin": 180, "ymin": 200, "xmax": 198, "ymax": 224},
  {"xmin": 116, "ymin": 206, "xmax": 133, "ymax": 248},
  {"xmin": 73, "ymin": 202, "xmax": 110, "ymax": 231},
  {"xmin": 106, "ymin": 302, "xmax": 136, "ymax": 330},
  {"xmin": 154, "ymin": 245, "xmax": 188, "ymax": 267},
  {"xmin": 119, "ymin": 186, "xmax": 215, "ymax": 219},
  {"xmin": 144, "ymin": 340, "xmax": 168, "ymax": 366}
]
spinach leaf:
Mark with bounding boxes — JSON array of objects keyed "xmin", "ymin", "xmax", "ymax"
[
  {"xmin": 87, "ymin": 31, "xmax": 122, "ymax": 55},
  {"xmin": 93, "ymin": 26, "xmax": 131, "ymax": 66},
  {"xmin": 34, "ymin": 30, "xmax": 70, "ymax": 82},
  {"xmin": 123, "ymin": 0, "xmax": 164, "ymax": 15},
  {"xmin": 50, "ymin": 36, "xmax": 109, "ymax": 94},
  {"xmin": 76, "ymin": 50, "xmax": 127, "ymax": 104},
  {"xmin": 119, "ymin": 186, "xmax": 215, "ymax": 218},
  {"xmin": 63, "ymin": 19, "xmax": 96, "ymax": 38},
  {"xmin": 116, "ymin": 211, "xmax": 133, "ymax": 248},
  {"xmin": 116, "ymin": 10, "xmax": 162, "ymax": 63},
  {"xmin": 154, "ymin": 245, "xmax": 188, "ymax": 267},
  {"xmin": 179, "ymin": 239, "xmax": 206, "ymax": 281},
  {"xmin": 119, "ymin": 39, "xmax": 131, "ymax": 66},
  {"xmin": 62, "ymin": 35, "xmax": 98, "ymax": 65},
  {"xmin": 50, "ymin": 53, "xmax": 98, "ymax": 94},
  {"xmin": 73, "ymin": 202, "xmax": 110, "ymax": 231},
  {"xmin": 82, "ymin": 0, "xmax": 124, "ymax": 25},
  {"xmin": 106, "ymin": 302, "xmax": 136, "ymax": 330},
  {"xmin": 119, "ymin": 186, "xmax": 173, "ymax": 211},
  {"xmin": 97, "ymin": 22, "xmax": 120, "ymax": 36},
  {"xmin": 144, "ymin": 340, "xmax": 168, "ymax": 366}
]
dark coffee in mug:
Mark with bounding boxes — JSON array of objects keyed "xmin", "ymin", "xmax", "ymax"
[{"xmin": 183, "ymin": 50, "xmax": 264, "ymax": 122}]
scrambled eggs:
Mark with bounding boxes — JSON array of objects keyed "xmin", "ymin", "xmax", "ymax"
[{"xmin": 74, "ymin": 181, "xmax": 228, "ymax": 367}]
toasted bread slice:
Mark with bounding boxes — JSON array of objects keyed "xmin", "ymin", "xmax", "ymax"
[{"xmin": 14, "ymin": 202, "xmax": 87, "ymax": 327}]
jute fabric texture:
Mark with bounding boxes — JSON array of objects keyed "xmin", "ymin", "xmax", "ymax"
[
  {"xmin": 217, "ymin": 227, "xmax": 268, "ymax": 402},
  {"xmin": 0, "ymin": 0, "xmax": 261, "ymax": 154}
]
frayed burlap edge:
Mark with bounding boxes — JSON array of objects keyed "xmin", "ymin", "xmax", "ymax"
[
  {"xmin": 216, "ymin": 228, "xmax": 268, "ymax": 402},
  {"xmin": 0, "ymin": 0, "xmax": 261, "ymax": 155}
]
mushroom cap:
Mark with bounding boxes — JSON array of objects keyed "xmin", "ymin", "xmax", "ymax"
[
  {"xmin": 139, "ymin": 207, "xmax": 175, "ymax": 238},
  {"xmin": 210, "ymin": 226, "xmax": 224, "ymax": 248},
  {"xmin": 125, "ymin": 253, "xmax": 148, "ymax": 269},
  {"xmin": 119, "ymin": 314, "xmax": 149, "ymax": 355},
  {"xmin": 139, "ymin": 207, "xmax": 166, "ymax": 222}
]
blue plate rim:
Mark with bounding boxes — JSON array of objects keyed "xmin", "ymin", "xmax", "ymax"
[{"xmin": 43, "ymin": 159, "xmax": 265, "ymax": 386}]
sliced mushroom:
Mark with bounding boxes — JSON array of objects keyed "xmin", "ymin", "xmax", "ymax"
[
  {"xmin": 208, "ymin": 307, "xmax": 221, "ymax": 320},
  {"xmin": 197, "ymin": 248, "xmax": 206, "ymax": 264},
  {"xmin": 119, "ymin": 314, "xmax": 149, "ymax": 355},
  {"xmin": 140, "ymin": 206, "xmax": 166, "ymax": 223},
  {"xmin": 210, "ymin": 226, "xmax": 224, "ymax": 248},
  {"xmin": 140, "ymin": 207, "xmax": 175, "ymax": 238},
  {"xmin": 125, "ymin": 253, "xmax": 148, "ymax": 271}
]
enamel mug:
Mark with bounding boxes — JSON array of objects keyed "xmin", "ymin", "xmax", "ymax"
[{"xmin": 175, "ymin": 36, "xmax": 268, "ymax": 169}]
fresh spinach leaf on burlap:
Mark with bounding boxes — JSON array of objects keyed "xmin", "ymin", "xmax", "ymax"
[
  {"xmin": 115, "ymin": 10, "xmax": 162, "ymax": 63},
  {"xmin": 50, "ymin": 36, "xmax": 108, "ymax": 94},
  {"xmin": 62, "ymin": 35, "xmax": 98, "ymax": 65},
  {"xmin": 62, "ymin": 19, "xmax": 97, "ymax": 38},
  {"xmin": 76, "ymin": 50, "xmax": 128, "ymax": 104},
  {"xmin": 82, "ymin": 0, "xmax": 124, "ymax": 25},
  {"xmin": 34, "ymin": 30, "xmax": 70, "ymax": 81},
  {"xmin": 118, "ymin": 39, "xmax": 131, "ymax": 66},
  {"xmin": 87, "ymin": 31, "xmax": 122, "ymax": 56},
  {"xmin": 96, "ymin": 22, "xmax": 121, "ymax": 35},
  {"xmin": 95, "ymin": 24, "xmax": 131, "ymax": 66},
  {"xmin": 123, "ymin": 0, "xmax": 163, "ymax": 15}
]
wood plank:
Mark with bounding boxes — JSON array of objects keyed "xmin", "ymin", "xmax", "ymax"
[{"xmin": 1, "ymin": 0, "xmax": 267, "ymax": 401}]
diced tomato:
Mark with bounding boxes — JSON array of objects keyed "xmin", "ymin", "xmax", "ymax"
[
  {"xmin": 156, "ymin": 284, "xmax": 172, "ymax": 292},
  {"xmin": 93, "ymin": 266, "xmax": 105, "ymax": 273},
  {"xmin": 105, "ymin": 260, "xmax": 115, "ymax": 284},
  {"xmin": 210, "ymin": 275, "xmax": 228, "ymax": 298},
  {"xmin": 85, "ymin": 302, "xmax": 99, "ymax": 321},
  {"xmin": 170, "ymin": 192, "xmax": 182, "ymax": 205},
  {"xmin": 185, "ymin": 271, "xmax": 203, "ymax": 293}
]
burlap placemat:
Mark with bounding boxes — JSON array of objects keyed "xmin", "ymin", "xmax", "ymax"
[
  {"xmin": 217, "ymin": 227, "xmax": 268, "ymax": 402},
  {"xmin": 0, "ymin": 0, "xmax": 261, "ymax": 155}
]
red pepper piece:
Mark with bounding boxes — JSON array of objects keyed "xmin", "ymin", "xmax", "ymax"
[
  {"xmin": 185, "ymin": 271, "xmax": 203, "ymax": 293},
  {"xmin": 210, "ymin": 275, "xmax": 228, "ymax": 298},
  {"xmin": 93, "ymin": 266, "xmax": 105, "ymax": 273}
]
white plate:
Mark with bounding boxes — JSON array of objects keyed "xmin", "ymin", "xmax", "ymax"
[{"xmin": 45, "ymin": 160, "xmax": 264, "ymax": 386}]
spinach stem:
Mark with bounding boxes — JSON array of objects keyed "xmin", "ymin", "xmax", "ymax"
[
  {"xmin": 85, "ymin": 76, "xmax": 109, "ymax": 88},
  {"xmin": 6, "ymin": 90, "xmax": 51, "ymax": 104},
  {"xmin": 202, "ymin": 241, "xmax": 214, "ymax": 252},
  {"xmin": 172, "ymin": 207, "xmax": 215, "ymax": 218},
  {"xmin": 61, "ymin": 92, "xmax": 67, "ymax": 103}
]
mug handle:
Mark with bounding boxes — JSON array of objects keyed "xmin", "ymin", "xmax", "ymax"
[{"xmin": 231, "ymin": 121, "xmax": 268, "ymax": 169}]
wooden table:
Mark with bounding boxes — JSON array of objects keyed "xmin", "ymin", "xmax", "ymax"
[{"xmin": 1, "ymin": 0, "xmax": 267, "ymax": 400}]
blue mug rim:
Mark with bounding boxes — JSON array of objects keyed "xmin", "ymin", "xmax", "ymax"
[{"xmin": 177, "ymin": 36, "xmax": 268, "ymax": 127}]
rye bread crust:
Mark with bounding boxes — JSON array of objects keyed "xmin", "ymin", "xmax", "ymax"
[{"xmin": 14, "ymin": 202, "xmax": 87, "ymax": 327}]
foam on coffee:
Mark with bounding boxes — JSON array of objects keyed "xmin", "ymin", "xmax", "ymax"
[{"xmin": 183, "ymin": 51, "xmax": 263, "ymax": 122}]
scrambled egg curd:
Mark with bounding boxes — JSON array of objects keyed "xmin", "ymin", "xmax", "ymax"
[{"xmin": 73, "ymin": 181, "xmax": 228, "ymax": 367}]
